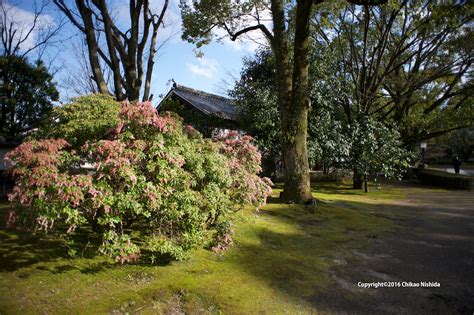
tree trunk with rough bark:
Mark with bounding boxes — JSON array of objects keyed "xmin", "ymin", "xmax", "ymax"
[
  {"xmin": 280, "ymin": 106, "xmax": 313, "ymax": 203},
  {"xmin": 270, "ymin": 0, "xmax": 313, "ymax": 204},
  {"xmin": 75, "ymin": 0, "xmax": 108, "ymax": 94},
  {"xmin": 353, "ymin": 169, "xmax": 363, "ymax": 189}
]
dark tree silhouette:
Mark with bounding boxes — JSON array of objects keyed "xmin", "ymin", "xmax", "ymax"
[{"xmin": 0, "ymin": 55, "xmax": 58, "ymax": 140}]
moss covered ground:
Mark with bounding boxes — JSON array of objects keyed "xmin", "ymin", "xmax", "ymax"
[{"xmin": 0, "ymin": 182, "xmax": 410, "ymax": 314}]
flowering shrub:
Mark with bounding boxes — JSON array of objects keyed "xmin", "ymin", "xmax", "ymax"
[
  {"xmin": 6, "ymin": 101, "xmax": 272, "ymax": 263},
  {"xmin": 215, "ymin": 131, "xmax": 273, "ymax": 208}
]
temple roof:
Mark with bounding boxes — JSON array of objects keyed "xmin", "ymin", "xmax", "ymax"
[{"xmin": 158, "ymin": 83, "xmax": 238, "ymax": 121}]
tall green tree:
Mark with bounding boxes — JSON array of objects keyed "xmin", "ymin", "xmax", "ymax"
[
  {"xmin": 181, "ymin": 0, "xmax": 386, "ymax": 203},
  {"xmin": 233, "ymin": 46, "xmax": 411, "ymax": 192},
  {"xmin": 343, "ymin": 117, "xmax": 411, "ymax": 192},
  {"xmin": 314, "ymin": 0, "xmax": 473, "ymax": 187},
  {"xmin": 0, "ymin": 55, "xmax": 58, "ymax": 141}
]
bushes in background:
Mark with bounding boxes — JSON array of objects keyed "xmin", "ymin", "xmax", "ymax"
[{"xmin": 415, "ymin": 168, "xmax": 473, "ymax": 190}]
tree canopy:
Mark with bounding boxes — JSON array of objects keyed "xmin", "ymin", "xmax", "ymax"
[
  {"xmin": 321, "ymin": 0, "xmax": 473, "ymax": 146},
  {"xmin": 228, "ymin": 0, "xmax": 472, "ymax": 189},
  {"xmin": 232, "ymin": 46, "xmax": 411, "ymax": 190},
  {"xmin": 231, "ymin": 48, "xmax": 350, "ymax": 176}
]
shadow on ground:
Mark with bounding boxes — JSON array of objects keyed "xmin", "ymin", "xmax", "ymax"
[
  {"xmin": 0, "ymin": 227, "xmax": 111, "ymax": 274},
  {"xmin": 0, "ymin": 205, "xmax": 108, "ymax": 274},
  {"xmin": 1, "ymin": 184, "xmax": 473, "ymax": 314},
  {"xmin": 233, "ymin": 187, "xmax": 474, "ymax": 314}
]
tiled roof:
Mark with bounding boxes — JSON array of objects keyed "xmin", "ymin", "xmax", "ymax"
[{"xmin": 159, "ymin": 83, "xmax": 238, "ymax": 121}]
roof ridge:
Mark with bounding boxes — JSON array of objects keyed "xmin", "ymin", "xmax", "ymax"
[{"xmin": 174, "ymin": 83, "xmax": 234, "ymax": 104}]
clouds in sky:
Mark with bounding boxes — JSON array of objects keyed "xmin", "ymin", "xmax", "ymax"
[
  {"xmin": 3, "ymin": 0, "xmax": 267, "ymax": 100},
  {"xmin": 1, "ymin": 2, "xmax": 55, "ymax": 53},
  {"xmin": 186, "ymin": 57, "xmax": 219, "ymax": 79},
  {"xmin": 110, "ymin": 0, "xmax": 182, "ymax": 44}
]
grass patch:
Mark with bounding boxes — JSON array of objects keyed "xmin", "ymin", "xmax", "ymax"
[{"xmin": 0, "ymin": 182, "xmax": 408, "ymax": 314}]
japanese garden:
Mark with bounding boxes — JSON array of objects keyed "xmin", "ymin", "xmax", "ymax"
[{"xmin": 0, "ymin": 0, "xmax": 473, "ymax": 313}]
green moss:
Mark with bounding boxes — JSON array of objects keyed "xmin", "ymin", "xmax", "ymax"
[{"xmin": 0, "ymin": 182, "xmax": 410, "ymax": 313}]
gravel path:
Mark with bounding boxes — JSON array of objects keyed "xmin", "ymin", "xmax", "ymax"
[{"xmin": 313, "ymin": 187, "xmax": 474, "ymax": 314}]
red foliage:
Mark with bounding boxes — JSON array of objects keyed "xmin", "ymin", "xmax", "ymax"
[
  {"xmin": 119, "ymin": 101, "xmax": 171, "ymax": 132},
  {"xmin": 214, "ymin": 131, "xmax": 273, "ymax": 208}
]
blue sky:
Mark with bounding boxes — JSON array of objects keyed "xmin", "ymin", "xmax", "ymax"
[{"xmin": 7, "ymin": 0, "xmax": 267, "ymax": 104}]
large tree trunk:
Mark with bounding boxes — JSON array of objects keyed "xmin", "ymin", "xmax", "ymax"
[
  {"xmin": 142, "ymin": 21, "xmax": 161, "ymax": 101},
  {"xmin": 353, "ymin": 169, "xmax": 363, "ymax": 189},
  {"xmin": 281, "ymin": 0, "xmax": 313, "ymax": 203},
  {"xmin": 271, "ymin": 0, "xmax": 313, "ymax": 204},
  {"xmin": 75, "ymin": 0, "xmax": 108, "ymax": 95},
  {"xmin": 93, "ymin": 0, "xmax": 124, "ymax": 100},
  {"xmin": 280, "ymin": 106, "xmax": 313, "ymax": 203}
]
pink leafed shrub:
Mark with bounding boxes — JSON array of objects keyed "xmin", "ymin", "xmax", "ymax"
[
  {"xmin": 6, "ymin": 99, "xmax": 272, "ymax": 263},
  {"xmin": 214, "ymin": 131, "xmax": 273, "ymax": 209}
]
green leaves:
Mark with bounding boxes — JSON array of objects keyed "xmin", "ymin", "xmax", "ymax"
[
  {"xmin": 34, "ymin": 94, "xmax": 121, "ymax": 148},
  {"xmin": 345, "ymin": 117, "xmax": 413, "ymax": 179},
  {"xmin": 180, "ymin": 0, "xmax": 271, "ymax": 47}
]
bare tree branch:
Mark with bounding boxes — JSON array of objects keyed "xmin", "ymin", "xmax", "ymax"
[
  {"xmin": 54, "ymin": 0, "xmax": 171, "ymax": 101},
  {"xmin": 1, "ymin": 0, "xmax": 64, "ymax": 58}
]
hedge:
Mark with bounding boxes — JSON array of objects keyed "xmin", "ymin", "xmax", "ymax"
[{"xmin": 414, "ymin": 168, "xmax": 473, "ymax": 190}]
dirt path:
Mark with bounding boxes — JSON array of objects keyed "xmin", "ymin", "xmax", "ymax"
[{"xmin": 313, "ymin": 188, "xmax": 474, "ymax": 314}]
